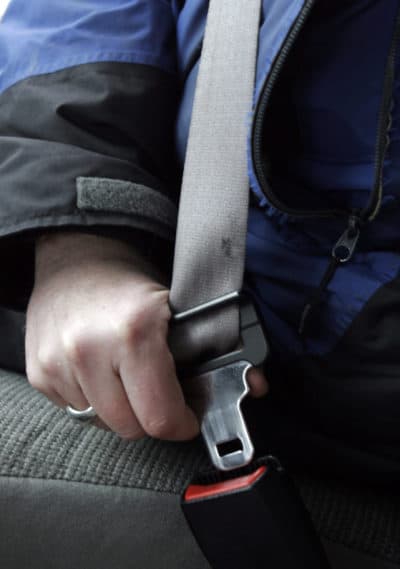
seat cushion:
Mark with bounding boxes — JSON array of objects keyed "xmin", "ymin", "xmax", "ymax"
[{"xmin": 0, "ymin": 369, "xmax": 399, "ymax": 568}]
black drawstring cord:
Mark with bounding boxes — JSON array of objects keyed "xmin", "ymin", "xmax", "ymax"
[{"xmin": 298, "ymin": 256, "xmax": 340, "ymax": 337}]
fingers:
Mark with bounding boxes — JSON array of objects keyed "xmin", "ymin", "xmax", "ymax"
[
  {"xmin": 246, "ymin": 367, "xmax": 269, "ymax": 398},
  {"xmin": 26, "ymin": 318, "xmax": 265, "ymax": 442},
  {"xmin": 119, "ymin": 329, "xmax": 200, "ymax": 441},
  {"xmin": 63, "ymin": 330, "xmax": 146, "ymax": 439},
  {"xmin": 26, "ymin": 238, "xmax": 201, "ymax": 442},
  {"xmin": 26, "ymin": 325, "xmax": 89, "ymax": 410},
  {"xmin": 26, "ymin": 317, "xmax": 197, "ymax": 441},
  {"xmin": 26, "ymin": 324, "xmax": 138, "ymax": 436},
  {"xmin": 64, "ymin": 324, "xmax": 199, "ymax": 441}
]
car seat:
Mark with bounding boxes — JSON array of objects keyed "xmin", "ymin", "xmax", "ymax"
[{"xmin": 0, "ymin": 369, "xmax": 399, "ymax": 569}]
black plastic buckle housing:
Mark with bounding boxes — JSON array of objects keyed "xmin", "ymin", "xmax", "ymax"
[
  {"xmin": 182, "ymin": 457, "xmax": 331, "ymax": 569},
  {"xmin": 177, "ymin": 294, "xmax": 269, "ymax": 376}
]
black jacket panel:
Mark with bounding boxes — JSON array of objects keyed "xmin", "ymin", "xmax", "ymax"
[{"xmin": 0, "ymin": 62, "xmax": 180, "ymax": 309}]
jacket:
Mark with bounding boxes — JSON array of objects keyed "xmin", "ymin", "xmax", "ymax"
[{"xmin": 1, "ymin": 0, "xmax": 400, "ymax": 470}]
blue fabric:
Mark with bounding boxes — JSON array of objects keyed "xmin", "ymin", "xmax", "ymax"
[
  {"xmin": 248, "ymin": 0, "xmax": 400, "ymax": 211},
  {"xmin": 281, "ymin": 0, "xmax": 399, "ymax": 211},
  {"xmin": 245, "ymin": 0, "xmax": 400, "ymax": 356},
  {"xmin": 246, "ymin": 207, "xmax": 400, "ymax": 356},
  {"xmin": 0, "ymin": 0, "xmax": 176, "ymax": 93},
  {"xmin": 177, "ymin": 0, "xmax": 400, "ymax": 358},
  {"xmin": 1, "ymin": 0, "xmax": 400, "ymax": 358}
]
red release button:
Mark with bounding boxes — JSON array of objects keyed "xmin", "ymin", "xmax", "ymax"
[{"xmin": 184, "ymin": 466, "xmax": 267, "ymax": 502}]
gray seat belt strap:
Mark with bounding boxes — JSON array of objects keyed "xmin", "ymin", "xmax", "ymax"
[
  {"xmin": 169, "ymin": 0, "xmax": 262, "ymax": 364},
  {"xmin": 169, "ymin": 14, "xmax": 332, "ymax": 569}
]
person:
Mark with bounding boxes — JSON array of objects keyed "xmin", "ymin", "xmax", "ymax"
[{"xmin": 0, "ymin": 0, "xmax": 400, "ymax": 477}]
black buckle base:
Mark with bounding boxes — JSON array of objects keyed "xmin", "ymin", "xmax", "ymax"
[{"xmin": 182, "ymin": 457, "xmax": 331, "ymax": 569}]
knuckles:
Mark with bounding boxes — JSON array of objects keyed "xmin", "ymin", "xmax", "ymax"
[
  {"xmin": 25, "ymin": 288, "xmax": 174, "ymax": 435},
  {"xmin": 116, "ymin": 295, "xmax": 169, "ymax": 345},
  {"xmin": 62, "ymin": 331, "xmax": 95, "ymax": 368},
  {"xmin": 26, "ymin": 360, "xmax": 51, "ymax": 394},
  {"xmin": 36, "ymin": 349, "xmax": 63, "ymax": 379},
  {"xmin": 27, "ymin": 372, "xmax": 48, "ymax": 394},
  {"xmin": 26, "ymin": 348, "xmax": 61, "ymax": 393},
  {"xmin": 117, "ymin": 313, "xmax": 147, "ymax": 345}
]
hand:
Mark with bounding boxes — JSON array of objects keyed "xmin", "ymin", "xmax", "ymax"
[{"xmin": 26, "ymin": 232, "xmax": 268, "ymax": 441}]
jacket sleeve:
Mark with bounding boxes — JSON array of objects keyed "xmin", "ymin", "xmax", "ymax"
[{"xmin": 0, "ymin": 0, "xmax": 180, "ymax": 310}]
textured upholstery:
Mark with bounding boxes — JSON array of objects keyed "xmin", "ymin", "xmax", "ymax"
[
  {"xmin": 0, "ymin": 370, "xmax": 207, "ymax": 491},
  {"xmin": 1, "ymin": 370, "xmax": 399, "ymax": 568}
]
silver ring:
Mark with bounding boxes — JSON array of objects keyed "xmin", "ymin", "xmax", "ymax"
[{"xmin": 66, "ymin": 404, "xmax": 97, "ymax": 423}]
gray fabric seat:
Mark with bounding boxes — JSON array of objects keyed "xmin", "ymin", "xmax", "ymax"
[{"xmin": 0, "ymin": 369, "xmax": 399, "ymax": 569}]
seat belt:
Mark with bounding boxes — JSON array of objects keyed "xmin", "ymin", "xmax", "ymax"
[
  {"xmin": 169, "ymin": 1, "xmax": 331, "ymax": 567},
  {"xmin": 169, "ymin": 0, "xmax": 263, "ymax": 473}
]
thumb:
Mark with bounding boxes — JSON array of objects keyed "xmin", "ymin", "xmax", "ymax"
[{"xmin": 246, "ymin": 366, "xmax": 269, "ymax": 398}]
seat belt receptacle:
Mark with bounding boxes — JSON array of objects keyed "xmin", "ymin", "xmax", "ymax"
[{"xmin": 182, "ymin": 456, "xmax": 331, "ymax": 569}]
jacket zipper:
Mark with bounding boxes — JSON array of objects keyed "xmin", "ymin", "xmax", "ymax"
[
  {"xmin": 250, "ymin": 1, "xmax": 400, "ymax": 337},
  {"xmin": 251, "ymin": 0, "xmax": 344, "ymax": 219},
  {"xmin": 362, "ymin": 7, "xmax": 400, "ymax": 222},
  {"xmin": 251, "ymin": 0, "xmax": 400, "ymax": 228}
]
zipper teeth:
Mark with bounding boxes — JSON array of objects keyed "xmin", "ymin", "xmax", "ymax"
[
  {"xmin": 253, "ymin": 2, "xmax": 400, "ymax": 224},
  {"xmin": 368, "ymin": 111, "xmax": 393, "ymax": 221},
  {"xmin": 366, "ymin": 9, "xmax": 400, "ymax": 222},
  {"xmin": 252, "ymin": 0, "xmax": 345, "ymax": 219}
]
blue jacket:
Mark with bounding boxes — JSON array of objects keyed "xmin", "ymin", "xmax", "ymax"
[{"xmin": 1, "ymin": 0, "xmax": 400, "ymax": 458}]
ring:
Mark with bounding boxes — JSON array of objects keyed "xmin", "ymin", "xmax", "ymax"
[{"xmin": 65, "ymin": 404, "xmax": 97, "ymax": 423}]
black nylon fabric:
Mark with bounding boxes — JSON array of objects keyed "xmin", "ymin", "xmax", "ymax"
[
  {"xmin": 296, "ymin": 275, "xmax": 400, "ymax": 463},
  {"xmin": 0, "ymin": 62, "xmax": 178, "ymax": 191},
  {"xmin": 0, "ymin": 61, "xmax": 179, "ymax": 310}
]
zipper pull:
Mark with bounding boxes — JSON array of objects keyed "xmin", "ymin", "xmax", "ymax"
[
  {"xmin": 332, "ymin": 215, "xmax": 361, "ymax": 263},
  {"xmin": 298, "ymin": 215, "xmax": 361, "ymax": 338}
]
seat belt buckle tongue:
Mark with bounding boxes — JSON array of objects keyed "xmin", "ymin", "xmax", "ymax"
[
  {"xmin": 177, "ymin": 295, "xmax": 269, "ymax": 472},
  {"xmin": 190, "ymin": 360, "xmax": 254, "ymax": 472}
]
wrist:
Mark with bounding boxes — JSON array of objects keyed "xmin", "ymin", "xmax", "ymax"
[{"xmin": 35, "ymin": 231, "xmax": 162, "ymax": 284}]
